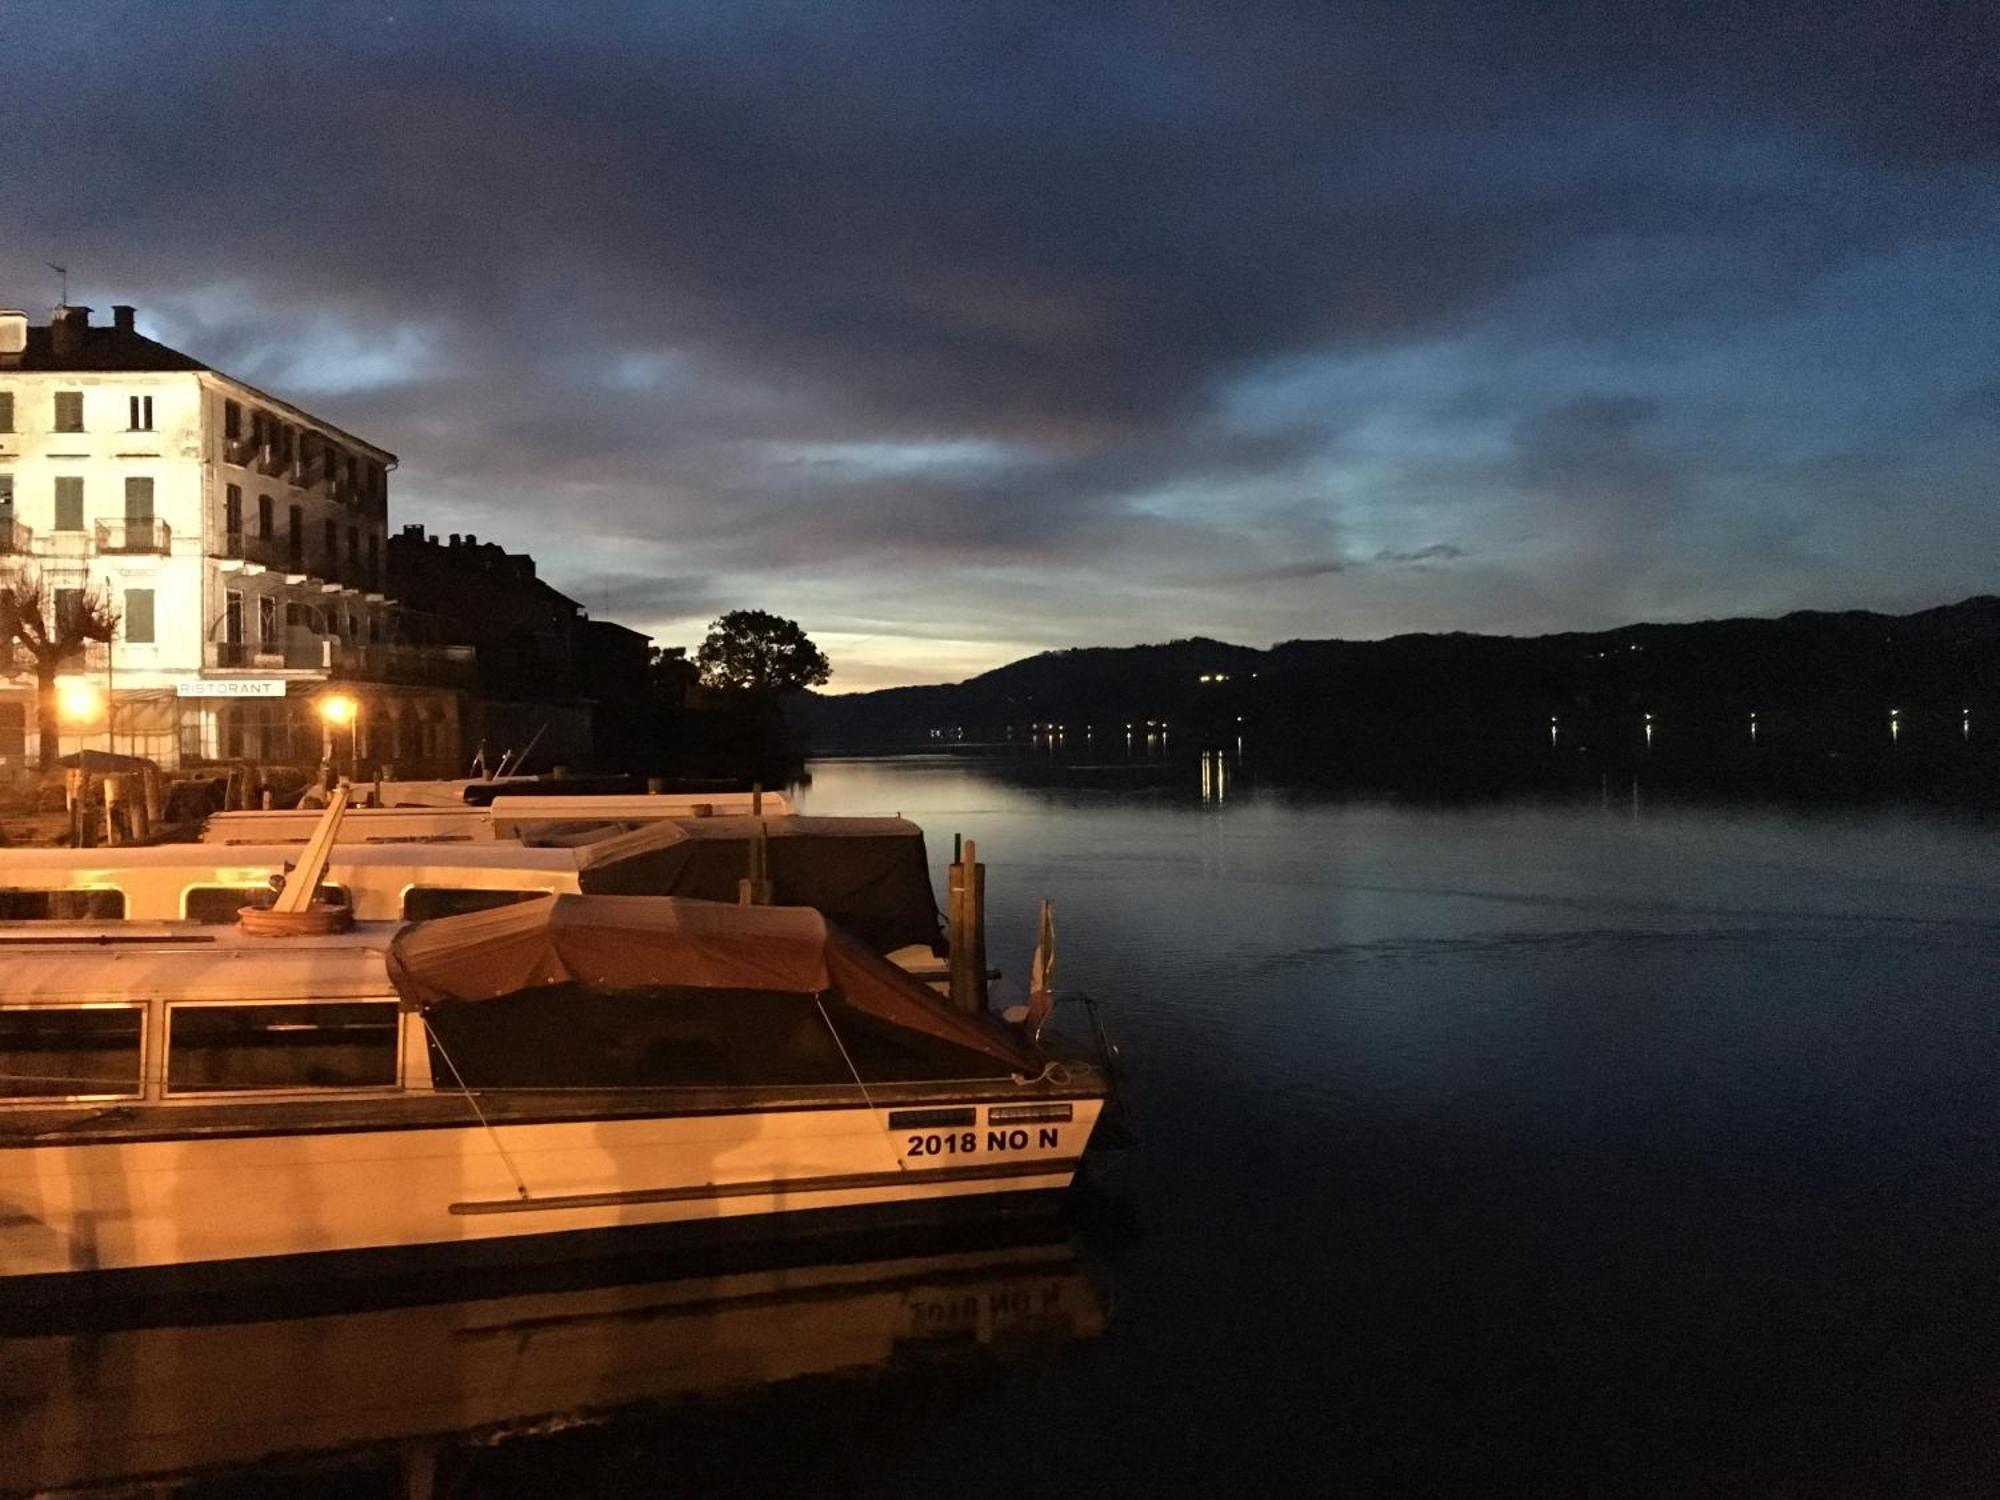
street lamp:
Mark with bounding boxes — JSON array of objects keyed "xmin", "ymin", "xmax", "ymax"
[
  {"xmin": 56, "ymin": 675, "xmax": 103, "ymax": 732},
  {"xmin": 317, "ymin": 693, "xmax": 359, "ymax": 779}
]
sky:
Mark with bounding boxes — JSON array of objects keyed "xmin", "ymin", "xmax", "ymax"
[{"xmin": 2, "ymin": 1, "xmax": 1995, "ymax": 691}]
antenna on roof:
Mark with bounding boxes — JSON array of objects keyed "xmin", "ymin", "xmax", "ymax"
[{"xmin": 46, "ymin": 263, "xmax": 68, "ymax": 307}]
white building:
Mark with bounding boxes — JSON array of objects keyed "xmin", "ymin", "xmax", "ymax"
[{"xmin": 0, "ymin": 303, "xmax": 469, "ymax": 775}]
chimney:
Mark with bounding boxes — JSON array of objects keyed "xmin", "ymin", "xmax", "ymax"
[
  {"xmin": 112, "ymin": 304, "xmax": 135, "ymax": 334},
  {"xmin": 49, "ymin": 305, "xmax": 91, "ymax": 360},
  {"xmin": 448, "ymin": 533, "xmax": 462, "ymax": 548}
]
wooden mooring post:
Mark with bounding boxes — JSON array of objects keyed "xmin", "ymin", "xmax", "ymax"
[{"xmin": 948, "ymin": 837, "xmax": 989, "ymax": 1013}]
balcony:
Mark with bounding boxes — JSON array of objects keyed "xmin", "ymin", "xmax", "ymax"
[
  {"xmin": 217, "ymin": 531, "xmax": 286, "ymax": 569},
  {"xmin": 204, "ymin": 636, "xmax": 477, "ymax": 688},
  {"xmin": 95, "ymin": 518, "xmax": 172, "ymax": 555},
  {"xmin": 0, "ymin": 518, "xmax": 31, "ymax": 555},
  {"xmin": 255, "ymin": 442, "xmax": 290, "ymax": 478},
  {"xmin": 224, "ymin": 433, "xmax": 256, "ymax": 466}
]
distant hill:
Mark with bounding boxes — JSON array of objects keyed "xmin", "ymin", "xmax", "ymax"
[{"xmin": 791, "ymin": 597, "xmax": 2000, "ymax": 799}]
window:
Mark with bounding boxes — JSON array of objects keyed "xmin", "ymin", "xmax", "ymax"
[
  {"xmin": 0, "ymin": 391, "xmax": 13, "ymax": 432},
  {"xmin": 54, "ymin": 587, "xmax": 83, "ymax": 636},
  {"xmin": 183, "ymin": 883, "xmax": 350, "ymax": 924},
  {"xmin": 259, "ymin": 594, "xmax": 278, "ymax": 649},
  {"xmin": 0, "ymin": 888, "xmax": 125, "ymax": 920},
  {"xmin": 0, "ymin": 473, "xmax": 13, "ymax": 514},
  {"xmin": 367, "ymin": 533, "xmax": 379, "ymax": 580},
  {"xmin": 347, "ymin": 525, "xmax": 359, "ymax": 564},
  {"xmin": 0, "ymin": 1006, "xmax": 144, "ymax": 1100},
  {"xmin": 401, "ymin": 887, "xmax": 544, "ymax": 921},
  {"xmin": 288, "ymin": 504, "xmax": 303, "ymax": 570},
  {"xmin": 124, "ymin": 476, "xmax": 154, "ymax": 522},
  {"xmin": 324, "ymin": 518, "xmax": 337, "ymax": 568},
  {"xmin": 223, "ymin": 589, "xmax": 244, "ymax": 645},
  {"xmin": 225, "ymin": 399, "xmax": 241, "ymax": 441},
  {"xmin": 167, "ymin": 1001, "xmax": 398, "ymax": 1092},
  {"xmin": 53, "ymin": 477, "xmax": 83, "ymax": 531},
  {"xmin": 224, "ymin": 484, "xmax": 243, "ymax": 539},
  {"xmin": 128, "ymin": 395, "xmax": 153, "ymax": 431},
  {"xmin": 257, "ymin": 493, "xmax": 273, "ymax": 538},
  {"xmin": 53, "ymin": 391, "xmax": 82, "ymax": 433},
  {"xmin": 125, "ymin": 588, "xmax": 155, "ymax": 644}
]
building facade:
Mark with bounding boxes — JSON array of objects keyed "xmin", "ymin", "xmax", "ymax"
[{"xmin": 0, "ymin": 303, "xmax": 468, "ymax": 776}]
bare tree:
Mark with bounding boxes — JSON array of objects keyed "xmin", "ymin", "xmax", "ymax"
[{"xmin": 0, "ymin": 568, "xmax": 120, "ymax": 769}]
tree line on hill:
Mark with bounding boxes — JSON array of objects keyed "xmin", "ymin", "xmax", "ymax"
[{"xmin": 788, "ymin": 596, "xmax": 2000, "ymax": 804}]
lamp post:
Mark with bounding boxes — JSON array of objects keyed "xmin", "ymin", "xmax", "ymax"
[{"xmin": 317, "ymin": 692, "xmax": 358, "ymax": 780}]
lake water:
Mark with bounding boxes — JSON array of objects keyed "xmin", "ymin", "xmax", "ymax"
[{"xmin": 11, "ymin": 756, "xmax": 2000, "ymax": 1495}]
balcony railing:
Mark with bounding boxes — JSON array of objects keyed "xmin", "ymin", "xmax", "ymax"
[
  {"xmin": 0, "ymin": 518, "xmax": 31, "ymax": 555},
  {"xmin": 255, "ymin": 442, "xmax": 290, "ymax": 478},
  {"xmin": 224, "ymin": 434, "xmax": 256, "ymax": 466},
  {"xmin": 218, "ymin": 531, "xmax": 287, "ymax": 569},
  {"xmin": 95, "ymin": 518, "xmax": 172, "ymax": 555},
  {"xmin": 204, "ymin": 636, "xmax": 477, "ymax": 688}
]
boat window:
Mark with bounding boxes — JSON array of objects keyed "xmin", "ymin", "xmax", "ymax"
[
  {"xmin": 183, "ymin": 884, "xmax": 352, "ymax": 924},
  {"xmin": 420, "ymin": 983, "xmax": 1007, "ymax": 1089},
  {"xmin": 0, "ymin": 1006, "xmax": 144, "ymax": 1099},
  {"xmin": 0, "ymin": 888, "xmax": 126, "ymax": 921},
  {"xmin": 401, "ymin": 887, "xmax": 546, "ymax": 921},
  {"xmin": 166, "ymin": 1002, "xmax": 399, "ymax": 1093},
  {"xmin": 423, "ymin": 985, "xmax": 856, "ymax": 1090}
]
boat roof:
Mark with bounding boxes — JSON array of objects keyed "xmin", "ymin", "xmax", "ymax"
[
  {"xmin": 0, "ymin": 921, "xmax": 399, "ymax": 1001},
  {"xmin": 0, "ymin": 843, "xmax": 580, "ymax": 876}
]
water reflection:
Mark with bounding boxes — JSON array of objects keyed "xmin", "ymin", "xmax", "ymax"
[{"xmin": 1, "ymin": 1240, "xmax": 1107, "ymax": 1496}]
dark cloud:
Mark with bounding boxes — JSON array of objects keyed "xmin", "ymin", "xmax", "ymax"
[{"xmin": 2, "ymin": 1, "xmax": 1995, "ymax": 683}]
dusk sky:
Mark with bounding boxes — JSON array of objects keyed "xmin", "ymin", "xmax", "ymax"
[{"xmin": 4, "ymin": 1, "xmax": 1995, "ymax": 690}]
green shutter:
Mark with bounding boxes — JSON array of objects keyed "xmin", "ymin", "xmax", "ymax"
[
  {"xmin": 54, "ymin": 477, "xmax": 83, "ymax": 531},
  {"xmin": 125, "ymin": 589, "xmax": 155, "ymax": 644}
]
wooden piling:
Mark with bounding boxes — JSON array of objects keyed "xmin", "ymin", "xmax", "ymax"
[
  {"xmin": 965, "ymin": 839, "xmax": 989, "ymax": 1013},
  {"xmin": 127, "ymin": 776, "xmax": 151, "ymax": 842},
  {"xmin": 948, "ymin": 838, "xmax": 989, "ymax": 1013},
  {"xmin": 141, "ymin": 765, "xmax": 163, "ymax": 830},
  {"xmin": 947, "ymin": 851, "xmax": 970, "ymax": 1011},
  {"xmin": 103, "ymin": 774, "xmax": 125, "ymax": 847}
]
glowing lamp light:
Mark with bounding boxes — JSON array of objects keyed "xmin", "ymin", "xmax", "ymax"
[
  {"xmin": 318, "ymin": 693, "xmax": 358, "ymax": 726},
  {"xmin": 56, "ymin": 676, "xmax": 102, "ymax": 723}
]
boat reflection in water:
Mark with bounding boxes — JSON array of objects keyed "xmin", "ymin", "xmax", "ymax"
[{"xmin": 2, "ymin": 1237, "xmax": 1108, "ymax": 1496}]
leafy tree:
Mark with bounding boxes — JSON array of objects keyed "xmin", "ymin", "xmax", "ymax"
[
  {"xmin": 0, "ymin": 568, "xmax": 120, "ymax": 769},
  {"xmin": 696, "ymin": 610, "xmax": 831, "ymax": 695}
]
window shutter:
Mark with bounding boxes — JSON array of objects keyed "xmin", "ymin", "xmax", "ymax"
[
  {"xmin": 0, "ymin": 392, "xmax": 13, "ymax": 432},
  {"xmin": 125, "ymin": 589, "xmax": 156, "ymax": 644},
  {"xmin": 54, "ymin": 477, "xmax": 84, "ymax": 531},
  {"xmin": 54, "ymin": 391, "xmax": 82, "ymax": 432}
]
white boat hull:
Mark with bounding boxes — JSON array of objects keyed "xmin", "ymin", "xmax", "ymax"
[{"xmin": 0, "ymin": 1098, "xmax": 1102, "ymax": 1283}]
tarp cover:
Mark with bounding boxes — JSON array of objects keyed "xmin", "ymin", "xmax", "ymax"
[
  {"xmin": 573, "ymin": 816, "xmax": 943, "ymax": 955},
  {"xmin": 386, "ymin": 893, "xmax": 1034, "ymax": 1071}
]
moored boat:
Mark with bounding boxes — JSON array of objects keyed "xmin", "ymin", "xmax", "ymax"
[{"xmin": 0, "ymin": 892, "xmax": 1111, "ymax": 1302}]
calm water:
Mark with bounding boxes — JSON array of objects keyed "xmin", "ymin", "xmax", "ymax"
[{"xmin": 11, "ymin": 757, "xmax": 2000, "ymax": 1495}]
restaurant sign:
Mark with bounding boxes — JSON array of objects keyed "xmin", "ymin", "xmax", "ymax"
[{"xmin": 176, "ymin": 679, "xmax": 288, "ymax": 699}]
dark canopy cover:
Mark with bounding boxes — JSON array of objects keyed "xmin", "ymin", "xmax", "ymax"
[
  {"xmin": 573, "ymin": 816, "xmax": 943, "ymax": 955},
  {"xmin": 386, "ymin": 893, "xmax": 1034, "ymax": 1071}
]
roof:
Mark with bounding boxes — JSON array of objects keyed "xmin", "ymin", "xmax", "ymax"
[
  {"xmin": 574, "ymin": 816, "xmax": 942, "ymax": 953},
  {"xmin": 385, "ymin": 894, "xmax": 1035, "ymax": 1070},
  {"xmin": 0, "ymin": 320, "xmax": 207, "ymax": 373},
  {"xmin": 1, "ymin": 312, "xmax": 397, "ymax": 462}
]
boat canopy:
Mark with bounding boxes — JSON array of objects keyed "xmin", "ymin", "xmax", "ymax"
[
  {"xmin": 572, "ymin": 816, "xmax": 943, "ymax": 955},
  {"xmin": 385, "ymin": 893, "xmax": 1032, "ymax": 1071}
]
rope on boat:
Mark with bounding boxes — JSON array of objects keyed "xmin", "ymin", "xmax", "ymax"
[
  {"xmin": 814, "ymin": 995, "xmax": 908, "ymax": 1174},
  {"xmin": 422, "ymin": 1015, "xmax": 532, "ymax": 1200}
]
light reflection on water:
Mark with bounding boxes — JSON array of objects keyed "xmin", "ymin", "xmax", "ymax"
[{"xmin": 9, "ymin": 756, "xmax": 2000, "ymax": 1494}]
